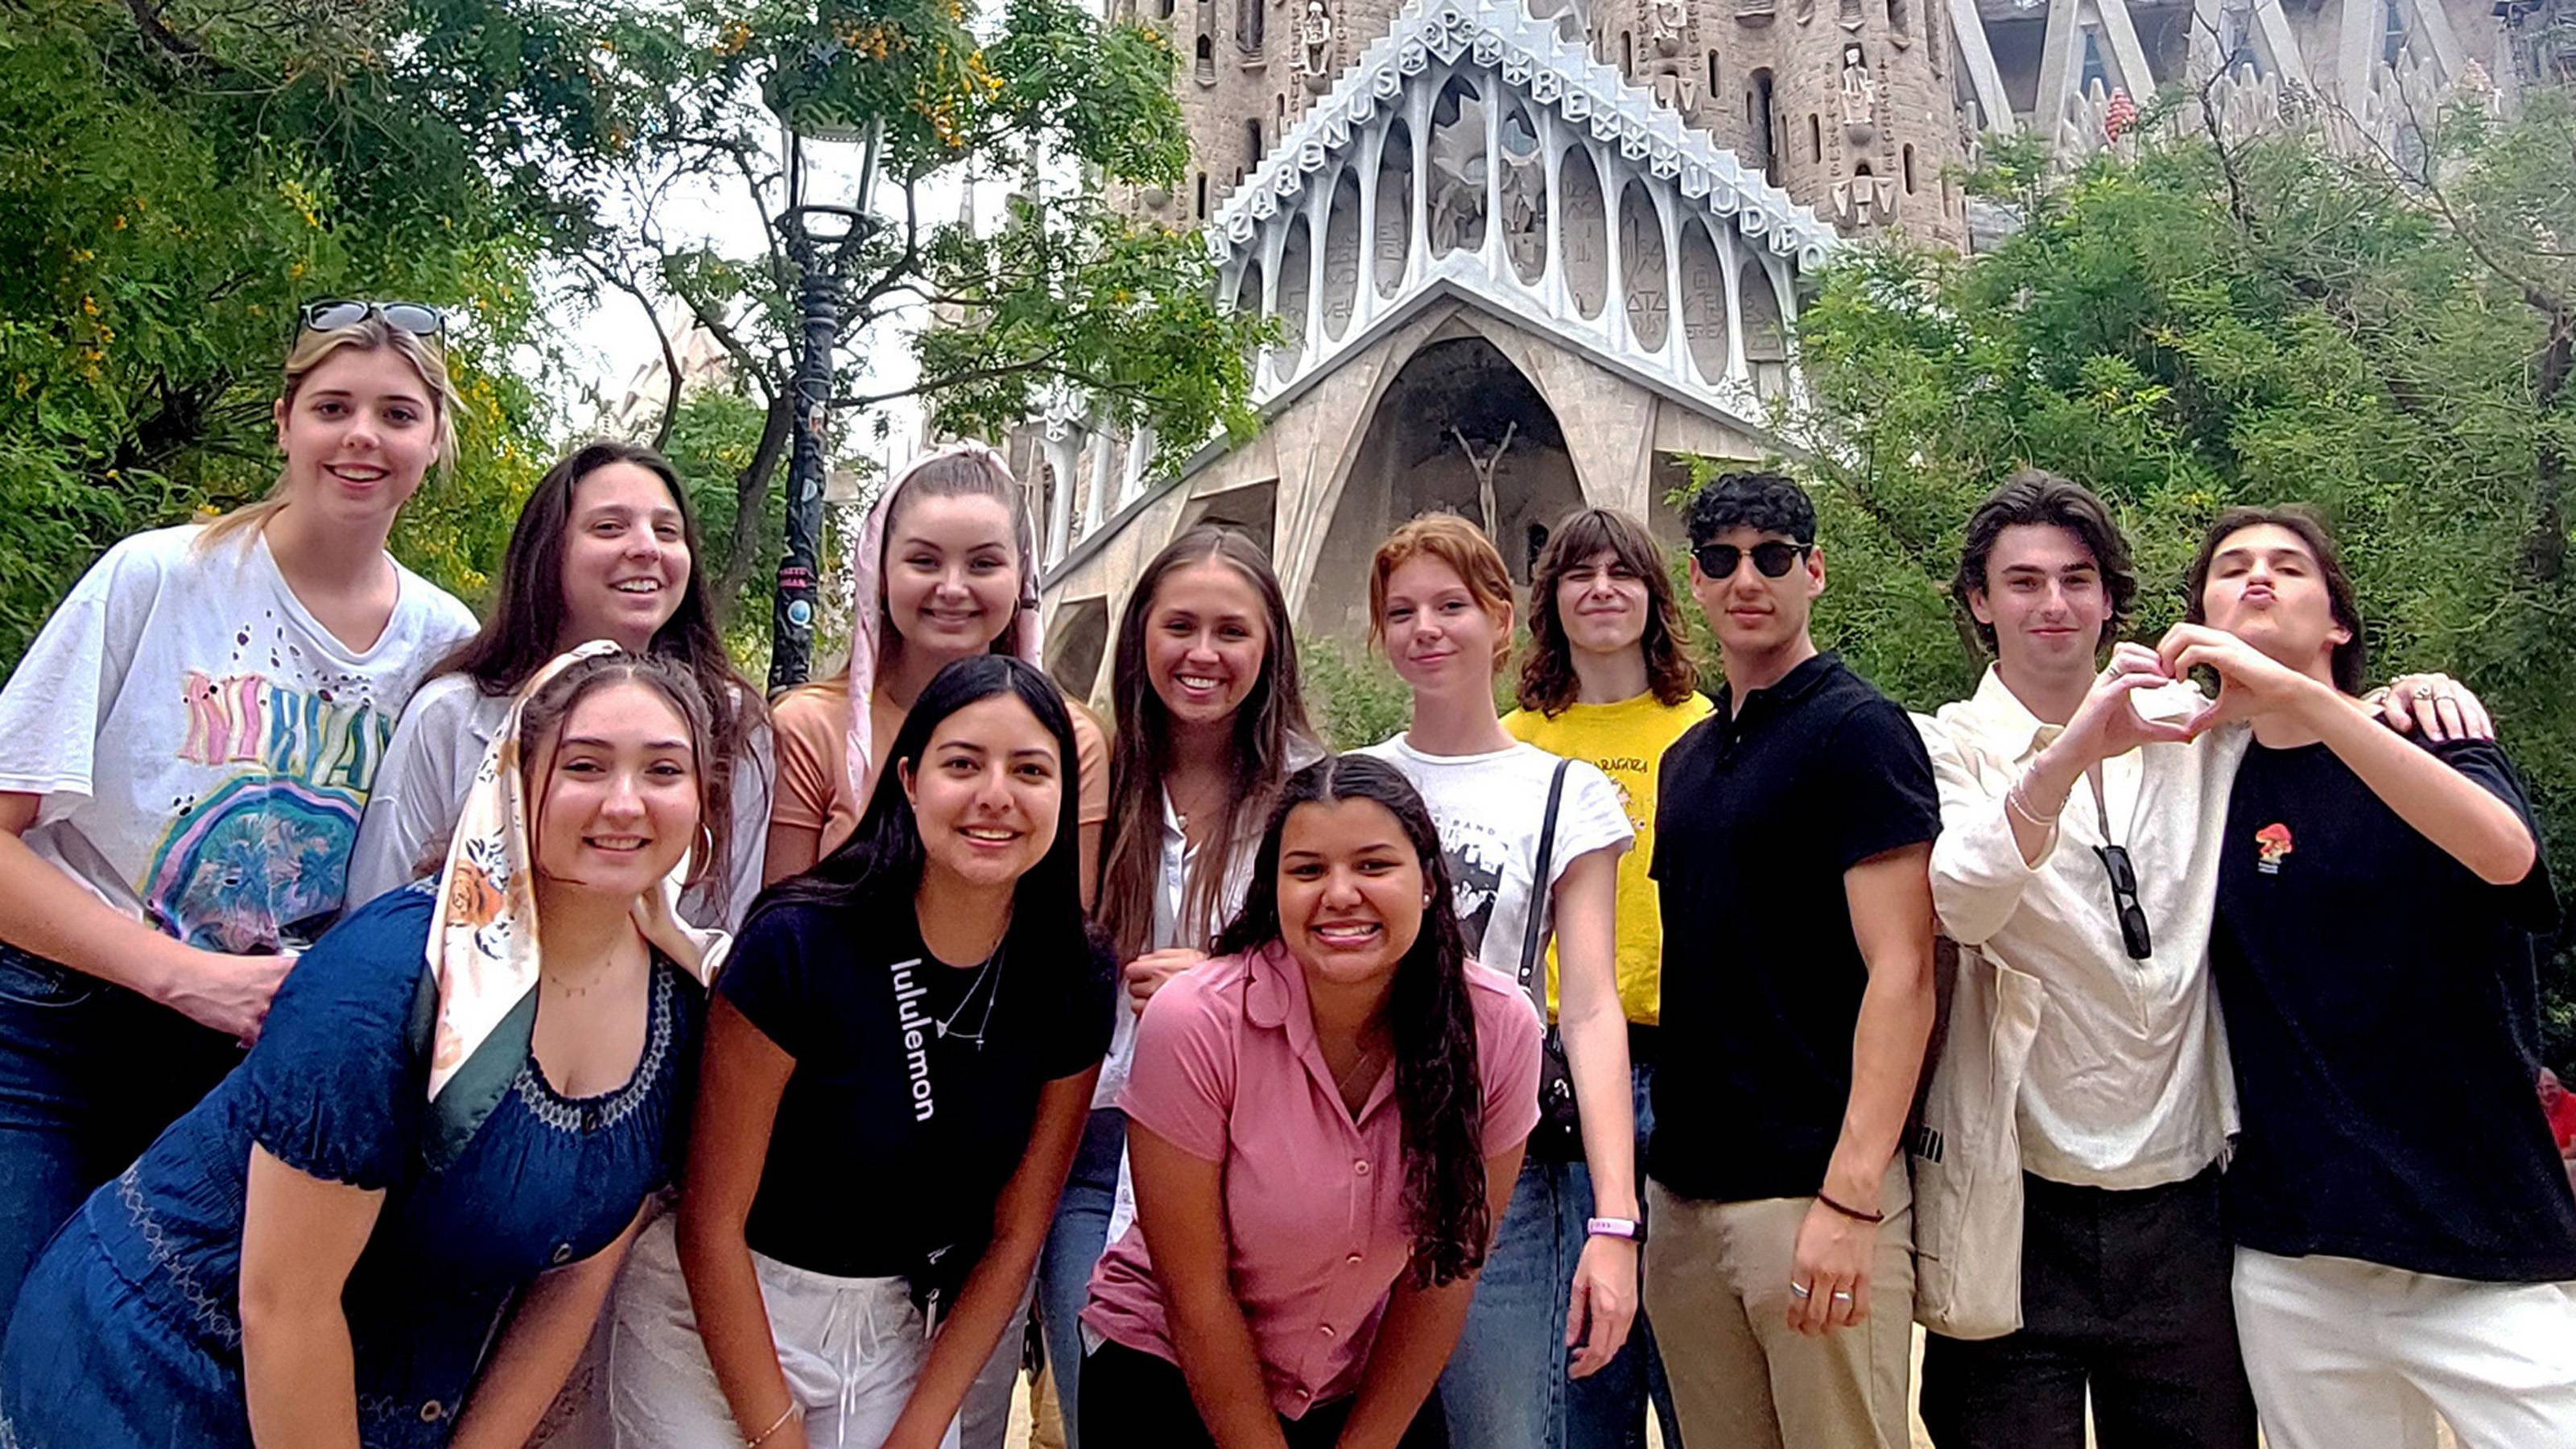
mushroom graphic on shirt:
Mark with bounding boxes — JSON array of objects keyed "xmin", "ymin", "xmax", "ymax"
[{"xmin": 2255, "ymin": 823, "xmax": 2293, "ymax": 875}]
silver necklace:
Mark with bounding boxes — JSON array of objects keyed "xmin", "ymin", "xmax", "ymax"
[{"xmin": 933, "ymin": 947, "xmax": 1004, "ymax": 1051}]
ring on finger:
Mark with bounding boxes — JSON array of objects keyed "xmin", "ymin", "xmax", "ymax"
[
  {"xmin": 1831, "ymin": 1290, "xmax": 1855, "ymax": 1302},
  {"xmin": 2413, "ymin": 684, "xmax": 2436, "ymax": 700},
  {"xmin": 1790, "ymin": 1282, "xmax": 1813, "ymax": 1299}
]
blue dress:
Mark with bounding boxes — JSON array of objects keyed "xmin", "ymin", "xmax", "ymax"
[{"xmin": 0, "ymin": 882, "xmax": 702, "ymax": 1449}]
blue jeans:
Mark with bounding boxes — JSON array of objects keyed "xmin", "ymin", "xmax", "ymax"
[
  {"xmin": 1035, "ymin": 1106, "xmax": 1127, "ymax": 1449},
  {"xmin": 0, "ymin": 945, "xmax": 241, "ymax": 1337},
  {"xmin": 1439, "ymin": 1062, "xmax": 1682, "ymax": 1449}
]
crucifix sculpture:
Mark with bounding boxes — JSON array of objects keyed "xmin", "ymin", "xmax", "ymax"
[{"xmin": 1451, "ymin": 421, "xmax": 1518, "ymax": 539}]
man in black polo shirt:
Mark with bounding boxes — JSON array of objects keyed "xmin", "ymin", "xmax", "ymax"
[{"xmin": 1647, "ymin": 472, "xmax": 1941, "ymax": 1449}]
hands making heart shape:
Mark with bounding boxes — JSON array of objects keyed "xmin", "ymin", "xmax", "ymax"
[{"xmin": 2051, "ymin": 626, "xmax": 2488, "ymax": 778}]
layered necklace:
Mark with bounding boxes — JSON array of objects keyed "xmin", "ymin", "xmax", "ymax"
[{"xmin": 932, "ymin": 944, "xmax": 1005, "ymax": 1051}]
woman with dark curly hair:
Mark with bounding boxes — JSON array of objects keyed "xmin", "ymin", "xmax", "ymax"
[{"xmin": 1080, "ymin": 754, "xmax": 1541, "ymax": 1447}]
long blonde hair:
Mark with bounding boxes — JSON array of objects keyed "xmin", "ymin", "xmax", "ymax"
[{"xmin": 197, "ymin": 315, "xmax": 463, "ymax": 551}]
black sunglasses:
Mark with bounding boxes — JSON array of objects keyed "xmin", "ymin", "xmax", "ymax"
[
  {"xmin": 298, "ymin": 299, "xmax": 446, "ymax": 340},
  {"xmin": 2093, "ymin": 844, "xmax": 2153, "ymax": 960},
  {"xmin": 1693, "ymin": 540, "xmax": 1812, "ymax": 580}
]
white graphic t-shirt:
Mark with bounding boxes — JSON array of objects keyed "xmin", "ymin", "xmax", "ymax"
[
  {"xmin": 0, "ymin": 524, "xmax": 477, "ymax": 952},
  {"xmin": 1352, "ymin": 734, "xmax": 1634, "ymax": 980}
]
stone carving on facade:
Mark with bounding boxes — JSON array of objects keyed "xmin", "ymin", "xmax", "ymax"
[
  {"xmin": 1648, "ymin": 0, "xmax": 1687, "ymax": 56},
  {"xmin": 1839, "ymin": 42, "xmax": 1878, "ymax": 142},
  {"xmin": 1294, "ymin": 0, "xmax": 1335, "ymax": 92},
  {"xmin": 1791, "ymin": 0, "xmax": 1814, "ymax": 27},
  {"xmin": 1560, "ymin": 148, "xmax": 1610, "ymax": 316},
  {"xmin": 1678, "ymin": 221, "xmax": 1731, "ymax": 383},
  {"xmin": 1373, "ymin": 159, "xmax": 1411, "ymax": 297},
  {"xmin": 1830, "ymin": 171, "xmax": 1896, "ymax": 228},
  {"xmin": 1322, "ymin": 177, "xmax": 1360, "ymax": 336},
  {"xmin": 1619, "ymin": 184, "xmax": 1670, "ymax": 349},
  {"xmin": 1736, "ymin": 0, "xmax": 1775, "ymax": 26},
  {"xmin": 1839, "ymin": 0, "xmax": 1864, "ymax": 30}
]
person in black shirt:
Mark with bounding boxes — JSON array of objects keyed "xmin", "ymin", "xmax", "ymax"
[
  {"xmin": 2173, "ymin": 506, "xmax": 2576, "ymax": 1448},
  {"xmin": 607, "ymin": 654, "xmax": 1113, "ymax": 1449},
  {"xmin": 1648, "ymin": 473, "xmax": 1941, "ymax": 1449}
]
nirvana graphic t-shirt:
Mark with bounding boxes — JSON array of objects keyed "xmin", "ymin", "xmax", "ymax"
[
  {"xmin": 719, "ymin": 895, "xmax": 1114, "ymax": 1281},
  {"xmin": 1352, "ymin": 734, "xmax": 1633, "ymax": 974},
  {"xmin": 2213, "ymin": 734, "xmax": 2576, "ymax": 1282},
  {"xmin": 0, "ymin": 525, "xmax": 476, "ymax": 951}
]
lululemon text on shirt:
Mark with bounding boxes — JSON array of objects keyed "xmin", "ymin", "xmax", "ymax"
[{"xmin": 892, "ymin": 957, "xmax": 935, "ymax": 1121}]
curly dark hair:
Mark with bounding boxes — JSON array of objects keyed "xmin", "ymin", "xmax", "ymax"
[
  {"xmin": 1951, "ymin": 469, "xmax": 2138, "ymax": 655},
  {"xmin": 1684, "ymin": 470, "xmax": 1815, "ymax": 547},
  {"xmin": 1517, "ymin": 507, "xmax": 1699, "ymax": 716},
  {"xmin": 1215, "ymin": 755, "xmax": 1492, "ymax": 1289}
]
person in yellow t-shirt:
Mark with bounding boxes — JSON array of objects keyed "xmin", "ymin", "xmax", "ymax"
[{"xmin": 1501, "ymin": 506, "xmax": 1710, "ymax": 1446}]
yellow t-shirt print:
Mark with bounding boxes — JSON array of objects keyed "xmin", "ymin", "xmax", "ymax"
[{"xmin": 1503, "ymin": 689, "xmax": 1715, "ymax": 1026}]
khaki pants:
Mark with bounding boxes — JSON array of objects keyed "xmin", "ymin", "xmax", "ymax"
[{"xmin": 1645, "ymin": 1171, "xmax": 1916, "ymax": 1449}]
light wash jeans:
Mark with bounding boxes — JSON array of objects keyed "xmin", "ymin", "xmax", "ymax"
[
  {"xmin": 1030, "ymin": 1106, "xmax": 1127, "ymax": 1449},
  {"xmin": 1438, "ymin": 1061, "xmax": 1682, "ymax": 1449}
]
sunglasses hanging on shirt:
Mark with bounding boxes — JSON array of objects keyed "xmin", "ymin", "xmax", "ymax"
[{"xmin": 1693, "ymin": 539, "xmax": 1812, "ymax": 580}]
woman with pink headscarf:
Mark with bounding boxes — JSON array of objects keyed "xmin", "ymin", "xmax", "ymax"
[
  {"xmin": 753, "ymin": 444, "xmax": 1108, "ymax": 1446},
  {"xmin": 762, "ymin": 443, "xmax": 1108, "ymax": 903}
]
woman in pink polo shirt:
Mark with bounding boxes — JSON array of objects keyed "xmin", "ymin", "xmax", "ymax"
[{"xmin": 1082, "ymin": 753, "xmax": 1542, "ymax": 1447}]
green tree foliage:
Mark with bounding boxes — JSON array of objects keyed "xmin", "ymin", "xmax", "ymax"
[
  {"xmin": 1779, "ymin": 94, "xmax": 2576, "ymax": 1067},
  {"xmin": 573, "ymin": 0, "xmax": 1270, "ymax": 616},
  {"xmin": 0, "ymin": 0, "xmax": 626, "ymax": 659}
]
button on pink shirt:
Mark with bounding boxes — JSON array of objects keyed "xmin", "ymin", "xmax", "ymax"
[{"xmin": 1082, "ymin": 941, "xmax": 1542, "ymax": 1418}]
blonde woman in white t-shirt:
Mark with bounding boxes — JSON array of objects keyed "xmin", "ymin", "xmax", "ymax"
[
  {"xmin": 0, "ymin": 302, "xmax": 479, "ymax": 1332},
  {"xmin": 1351, "ymin": 512, "xmax": 1643, "ymax": 1449}
]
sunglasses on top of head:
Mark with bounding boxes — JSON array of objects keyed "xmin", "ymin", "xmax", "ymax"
[
  {"xmin": 1692, "ymin": 539, "xmax": 1813, "ymax": 580},
  {"xmin": 297, "ymin": 299, "xmax": 447, "ymax": 341}
]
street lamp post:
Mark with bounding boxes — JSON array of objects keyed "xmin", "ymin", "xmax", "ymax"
[{"xmin": 768, "ymin": 118, "xmax": 882, "ymax": 693}]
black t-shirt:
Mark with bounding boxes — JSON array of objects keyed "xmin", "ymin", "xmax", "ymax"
[
  {"xmin": 718, "ymin": 894, "xmax": 1115, "ymax": 1281},
  {"xmin": 1649, "ymin": 653, "xmax": 1942, "ymax": 1203},
  {"xmin": 2213, "ymin": 733, "xmax": 2576, "ymax": 1282}
]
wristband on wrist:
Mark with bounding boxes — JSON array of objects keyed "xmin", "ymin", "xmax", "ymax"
[
  {"xmin": 1815, "ymin": 1190, "xmax": 1886, "ymax": 1224},
  {"xmin": 1585, "ymin": 1216, "xmax": 1646, "ymax": 1245}
]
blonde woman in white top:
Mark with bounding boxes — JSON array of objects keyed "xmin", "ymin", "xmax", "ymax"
[{"xmin": 0, "ymin": 302, "xmax": 477, "ymax": 1330}]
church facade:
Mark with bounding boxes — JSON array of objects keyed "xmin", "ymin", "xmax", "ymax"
[{"xmin": 1020, "ymin": 0, "xmax": 2537, "ymax": 699}]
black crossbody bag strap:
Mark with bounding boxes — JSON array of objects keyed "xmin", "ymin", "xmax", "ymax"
[{"xmin": 1518, "ymin": 758, "xmax": 1572, "ymax": 1007}]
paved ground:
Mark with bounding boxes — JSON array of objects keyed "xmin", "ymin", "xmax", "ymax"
[{"xmin": 1001, "ymin": 1328, "xmax": 2460, "ymax": 1448}]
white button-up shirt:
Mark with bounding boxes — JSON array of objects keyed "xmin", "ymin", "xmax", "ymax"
[{"xmin": 1916, "ymin": 667, "xmax": 2246, "ymax": 1190}]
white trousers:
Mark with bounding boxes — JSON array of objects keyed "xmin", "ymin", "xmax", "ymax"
[
  {"xmin": 2233, "ymin": 1247, "xmax": 2576, "ymax": 1449},
  {"xmin": 605, "ymin": 1216, "xmax": 963, "ymax": 1449}
]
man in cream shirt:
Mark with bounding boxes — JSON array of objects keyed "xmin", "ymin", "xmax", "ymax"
[{"xmin": 1911, "ymin": 472, "xmax": 2487, "ymax": 1449}]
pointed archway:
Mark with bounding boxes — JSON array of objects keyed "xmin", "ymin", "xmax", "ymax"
[{"xmin": 1300, "ymin": 334, "xmax": 1583, "ymax": 638}]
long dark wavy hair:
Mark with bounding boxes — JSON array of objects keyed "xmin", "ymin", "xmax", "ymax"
[
  {"xmin": 438, "ymin": 441, "xmax": 766, "ymax": 906},
  {"xmin": 1517, "ymin": 507, "xmax": 1699, "ymax": 716},
  {"xmin": 1098, "ymin": 526, "xmax": 1316, "ymax": 956},
  {"xmin": 1216, "ymin": 754, "xmax": 1491, "ymax": 1289},
  {"xmin": 754, "ymin": 654, "xmax": 1089, "ymax": 979}
]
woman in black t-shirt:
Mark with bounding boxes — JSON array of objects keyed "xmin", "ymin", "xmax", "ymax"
[{"xmin": 606, "ymin": 654, "xmax": 1113, "ymax": 1449}]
